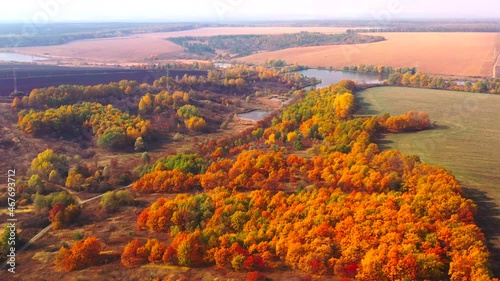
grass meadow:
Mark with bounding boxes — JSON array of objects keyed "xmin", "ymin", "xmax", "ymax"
[{"xmin": 356, "ymin": 86, "xmax": 500, "ymax": 272}]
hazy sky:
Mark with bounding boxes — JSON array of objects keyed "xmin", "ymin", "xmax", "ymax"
[{"xmin": 1, "ymin": 0, "xmax": 499, "ymax": 22}]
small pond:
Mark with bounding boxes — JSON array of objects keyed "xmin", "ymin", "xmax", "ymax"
[{"xmin": 238, "ymin": 110, "xmax": 271, "ymax": 122}]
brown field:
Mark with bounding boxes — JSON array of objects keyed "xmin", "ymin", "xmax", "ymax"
[
  {"xmin": 9, "ymin": 36, "xmax": 184, "ymax": 65},
  {"xmin": 5, "ymin": 27, "xmax": 349, "ymax": 65},
  {"xmin": 240, "ymin": 32, "xmax": 500, "ymax": 77}
]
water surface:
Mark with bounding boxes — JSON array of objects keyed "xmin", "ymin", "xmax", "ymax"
[
  {"xmin": 297, "ymin": 68, "xmax": 387, "ymax": 88},
  {"xmin": 0, "ymin": 53, "xmax": 47, "ymax": 63},
  {"xmin": 238, "ymin": 110, "xmax": 271, "ymax": 122}
]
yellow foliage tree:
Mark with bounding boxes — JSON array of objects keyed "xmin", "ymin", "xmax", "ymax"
[
  {"xmin": 286, "ymin": 131, "xmax": 298, "ymax": 143},
  {"xmin": 185, "ymin": 117, "xmax": 207, "ymax": 131},
  {"xmin": 333, "ymin": 93, "xmax": 354, "ymax": 119}
]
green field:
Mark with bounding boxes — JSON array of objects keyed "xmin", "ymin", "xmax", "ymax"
[{"xmin": 356, "ymin": 86, "xmax": 500, "ymax": 270}]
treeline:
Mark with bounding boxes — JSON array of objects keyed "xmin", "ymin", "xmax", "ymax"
[
  {"xmin": 182, "ymin": 42, "xmax": 216, "ymax": 55},
  {"xmin": 264, "ymin": 59, "xmax": 309, "ymax": 73},
  {"xmin": 169, "ymin": 32, "xmax": 385, "ymax": 57},
  {"xmin": 12, "ymin": 80, "xmax": 141, "ymax": 110},
  {"xmin": 123, "ymin": 80, "xmax": 493, "ymax": 279},
  {"xmin": 380, "ymin": 111, "xmax": 432, "ymax": 133},
  {"xmin": 138, "ymin": 91, "xmax": 190, "ymax": 114},
  {"xmin": 131, "ymin": 61, "xmax": 216, "ymax": 71},
  {"xmin": 132, "ymin": 153, "xmax": 206, "ymax": 193},
  {"xmin": 12, "ymin": 64, "xmax": 313, "ymax": 111},
  {"xmin": 347, "ymin": 26, "xmax": 500, "ymax": 33},
  {"xmin": 342, "ymin": 64, "xmax": 416, "ymax": 74},
  {"xmin": 387, "ymin": 71, "xmax": 500, "ymax": 94},
  {"xmin": 17, "ymin": 102, "xmax": 152, "ymax": 151},
  {"xmin": 340, "ymin": 64, "xmax": 500, "ymax": 94}
]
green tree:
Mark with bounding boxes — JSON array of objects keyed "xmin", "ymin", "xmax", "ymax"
[
  {"xmin": 177, "ymin": 105, "xmax": 201, "ymax": 119},
  {"xmin": 100, "ymin": 190, "xmax": 133, "ymax": 212},
  {"xmin": 160, "ymin": 154, "xmax": 206, "ymax": 175},
  {"xmin": 252, "ymin": 128, "xmax": 264, "ymax": 140},
  {"xmin": 97, "ymin": 128, "xmax": 131, "ymax": 151},
  {"xmin": 231, "ymin": 255, "xmax": 246, "ymax": 271},
  {"xmin": 100, "ymin": 191, "xmax": 118, "ymax": 212},
  {"xmin": 141, "ymin": 152, "xmax": 151, "ymax": 164},
  {"xmin": 134, "ymin": 137, "xmax": 146, "ymax": 152},
  {"xmin": 28, "ymin": 174, "xmax": 44, "ymax": 193},
  {"xmin": 387, "ymin": 73, "xmax": 402, "ymax": 85},
  {"xmin": 177, "ymin": 240, "xmax": 193, "ymax": 267},
  {"xmin": 0, "ymin": 224, "xmax": 19, "ymax": 257}
]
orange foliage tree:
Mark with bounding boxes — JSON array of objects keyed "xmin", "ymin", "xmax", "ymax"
[{"xmin": 57, "ymin": 236, "xmax": 102, "ymax": 271}]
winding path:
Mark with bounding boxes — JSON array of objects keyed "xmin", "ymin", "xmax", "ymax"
[{"xmin": 0, "ymin": 183, "xmax": 133, "ymax": 271}]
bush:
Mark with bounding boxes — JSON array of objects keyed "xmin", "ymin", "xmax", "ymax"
[
  {"xmin": 49, "ymin": 203, "xmax": 80, "ymax": 229},
  {"xmin": 73, "ymin": 231, "xmax": 84, "ymax": 241},
  {"xmin": 97, "ymin": 128, "xmax": 132, "ymax": 151},
  {"xmin": 56, "ymin": 236, "xmax": 101, "ymax": 271},
  {"xmin": 184, "ymin": 117, "xmax": 207, "ymax": 131},
  {"xmin": 177, "ymin": 105, "xmax": 201, "ymax": 118},
  {"xmin": 32, "ymin": 192, "xmax": 74, "ymax": 211},
  {"xmin": 100, "ymin": 190, "xmax": 134, "ymax": 212}
]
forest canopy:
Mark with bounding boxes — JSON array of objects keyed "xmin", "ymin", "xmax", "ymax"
[
  {"xmin": 123, "ymin": 80, "xmax": 493, "ymax": 280},
  {"xmin": 169, "ymin": 32, "xmax": 385, "ymax": 57}
]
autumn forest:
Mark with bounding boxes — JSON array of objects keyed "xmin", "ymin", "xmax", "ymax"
[{"xmin": 1, "ymin": 58, "xmax": 497, "ymax": 281}]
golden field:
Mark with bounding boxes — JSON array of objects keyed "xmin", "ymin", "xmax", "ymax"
[
  {"xmin": 6, "ymin": 29, "xmax": 499, "ymax": 77},
  {"xmin": 240, "ymin": 32, "xmax": 500, "ymax": 77}
]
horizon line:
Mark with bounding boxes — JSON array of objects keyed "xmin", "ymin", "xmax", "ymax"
[{"xmin": 0, "ymin": 18, "xmax": 500, "ymax": 24}]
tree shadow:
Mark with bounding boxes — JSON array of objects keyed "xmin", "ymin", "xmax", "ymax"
[
  {"xmin": 374, "ymin": 135, "xmax": 394, "ymax": 151},
  {"xmin": 354, "ymin": 96, "xmax": 380, "ymax": 115},
  {"xmin": 431, "ymin": 123, "xmax": 449, "ymax": 131},
  {"xmin": 462, "ymin": 186, "xmax": 500, "ymax": 277}
]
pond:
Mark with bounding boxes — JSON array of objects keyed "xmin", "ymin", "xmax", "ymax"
[
  {"xmin": 238, "ymin": 110, "xmax": 271, "ymax": 122},
  {"xmin": 0, "ymin": 52, "xmax": 48, "ymax": 63},
  {"xmin": 236, "ymin": 69, "xmax": 388, "ymax": 122},
  {"xmin": 297, "ymin": 68, "xmax": 388, "ymax": 89}
]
